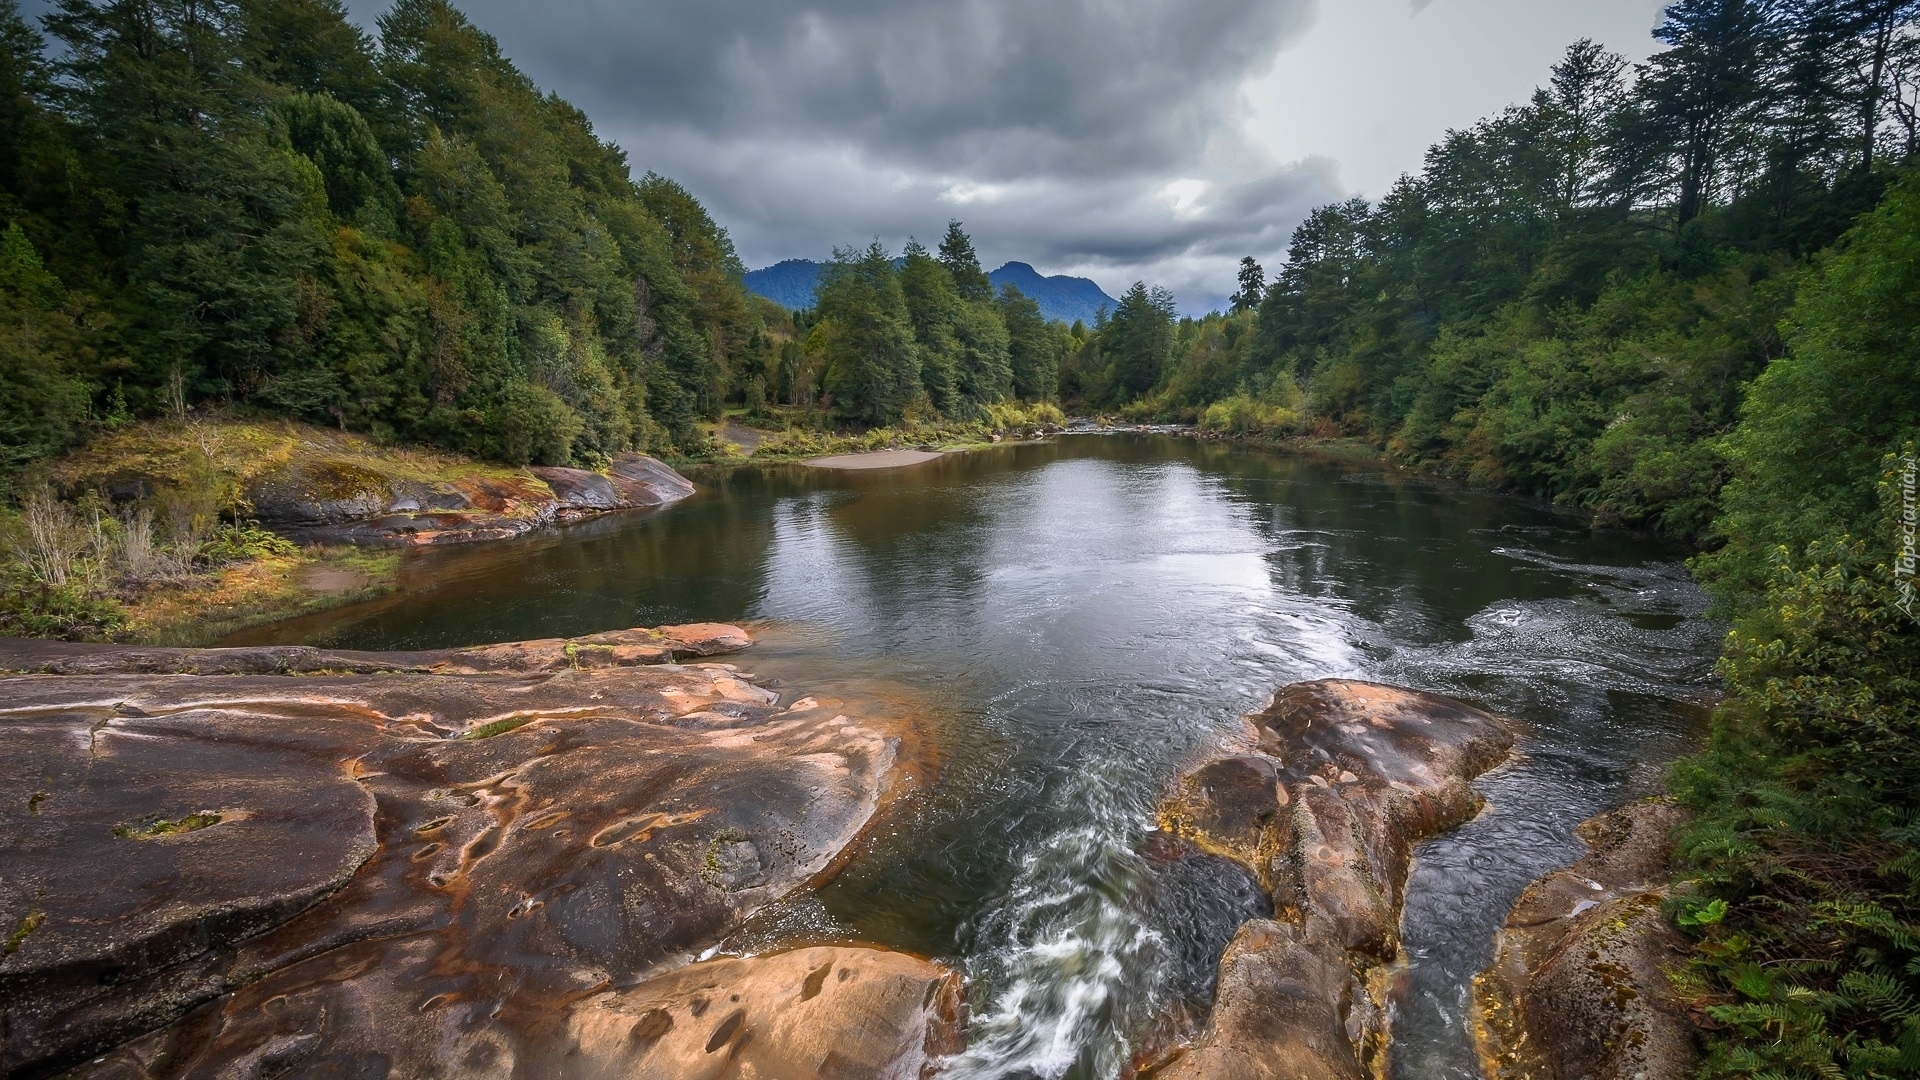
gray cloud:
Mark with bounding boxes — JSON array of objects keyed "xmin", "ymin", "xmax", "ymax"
[
  {"xmin": 390, "ymin": 0, "xmax": 1336, "ymax": 310},
  {"xmin": 18, "ymin": 0, "xmax": 1335, "ymax": 310},
  {"xmin": 454, "ymin": 0, "xmax": 1313, "ymax": 178}
]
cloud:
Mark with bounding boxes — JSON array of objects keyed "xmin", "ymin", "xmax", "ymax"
[{"xmin": 388, "ymin": 0, "xmax": 1336, "ymax": 311}]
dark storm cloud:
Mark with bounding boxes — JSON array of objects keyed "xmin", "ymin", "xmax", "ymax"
[
  {"xmin": 401, "ymin": 0, "xmax": 1336, "ymax": 307},
  {"xmin": 6, "ymin": 0, "xmax": 1338, "ymax": 306},
  {"xmin": 445, "ymin": 0, "xmax": 1313, "ymax": 178}
]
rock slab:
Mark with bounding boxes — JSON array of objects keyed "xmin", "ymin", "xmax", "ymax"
[
  {"xmin": 251, "ymin": 451, "xmax": 697, "ymax": 546},
  {"xmin": 1149, "ymin": 679, "xmax": 1513, "ymax": 1079},
  {"xmin": 1474, "ymin": 799, "xmax": 1697, "ymax": 1080},
  {"xmin": 0, "ymin": 627, "xmax": 955, "ymax": 1079}
]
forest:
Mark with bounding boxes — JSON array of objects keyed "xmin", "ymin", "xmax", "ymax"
[
  {"xmin": 0, "ymin": 0, "xmax": 859, "ymax": 474},
  {"xmin": 0, "ymin": 0, "xmax": 1081, "ymax": 474}
]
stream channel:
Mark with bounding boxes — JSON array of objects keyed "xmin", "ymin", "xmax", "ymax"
[{"xmin": 233, "ymin": 433, "xmax": 1722, "ymax": 1079}]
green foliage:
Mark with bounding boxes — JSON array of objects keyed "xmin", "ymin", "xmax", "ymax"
[
  {"xmin": 1103, "ymin": 282, "xmax": 1177, "ymax": 403},
  {"xmin": 1199, "ymin": 393, "xmax": 1298, "ymax": 438},
  {"xmin": 196, "ymin": 523, "xmax": 297, "ymax": 565},
  {"xmin": 1107, "ymin": 10, "xmax": 1913, "ymax": 543},
  {"xmin": 1702, "ymin": 174, "xmax": 1920, "ymax": 605},
  {"xmin": 0, "ymin": 573, "xmax": 125, "ymax": 640},
  {"xmin": 0, "ymin": 0, "xmax": 773, "ymax": 475},
  {"xmin": 999, "ymin": 285, "xmax": 1064, "ymax": 402},
  {"xmin": 1670, "ymin": 526, "xmax": 1920, "ymax": 1077},
  {"xmin": 816, "ymin": 241, "xmax": 922, "ymax": 426}
]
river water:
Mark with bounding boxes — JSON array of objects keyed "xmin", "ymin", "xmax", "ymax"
[{"xmin": 232, "ymin": 434, "xmax": 1721, "ymax": 1079}]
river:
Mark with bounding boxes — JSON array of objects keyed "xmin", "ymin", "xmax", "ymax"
[{"xmin": 231, "ymin": 433, "xmax": 1720, "ymax": 1079}]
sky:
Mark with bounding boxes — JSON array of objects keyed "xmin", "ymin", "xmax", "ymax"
[{"xmin": 24, "ymin": 0, "xmax": 1673, "ymax": 313}]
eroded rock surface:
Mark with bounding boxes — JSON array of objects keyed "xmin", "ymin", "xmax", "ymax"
[
  {"xmin": 543, "ymin": 946, "xmax": 964, "ymax": 1079},
  {"xmin": 252, "ymin": 451, "xmax": 697, "ymax": 546},
  {"xmin": 0, "ymin": 622, "xmax": 750, "ymax": 677},
  {"xmin": 0, "ymin": 627, "xmax": 949, "ymax": 1079},
  {"xmin": 1149, "ymin": 680, "xmax": 1513, "ymax": 1079},
  {"xmin": 1474, "ymin": 799, "xmax": 1696, "ymax": 1080}
]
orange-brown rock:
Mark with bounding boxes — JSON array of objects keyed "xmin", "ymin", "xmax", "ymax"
[
  {"xmin": 0, "ymin": 622, "xmax": 750, "ymax": 676},
  {"xmin": 1474, "ymin": 800, "xmax": 1696, "ymax": 1080},
  {"xmin": 0, "ymin": 627, "xmax": 950, "ymax": 1079},
  {"xmin": 542, "ymin": 946, "xmax": 964, "ymax": 1079},
  {"xmin": 1152, "ymin": 680, "xmax": 1512, "ymax": 1079}
]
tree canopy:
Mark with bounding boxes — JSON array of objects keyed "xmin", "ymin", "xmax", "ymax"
[{"xmin": 0, "ymin": 0, "xmax": 786, "ymax": 468}]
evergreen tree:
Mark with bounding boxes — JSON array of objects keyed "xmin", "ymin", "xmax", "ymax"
[
  {"xmin": 899, "ymin": 238, "xmax": 962, "ymax": 411},
  {"xmin": 47, "ymin": 0, "xmax": 328, "ymax": 403},
  {"xmin": 1102, "ymin": 282, "xmax": 1176, "ymax": 402},
  {"xmin": 816, "ymin": 242, "xmax": 919, "ymax": 425},
  {"xmin": 999, "ymin": 285, "xmax": 1059, "ymax": 401},
  {"xmin": 1637, "ymin": 0, "xmax": 1772, "ymax": 225},
  {"xmin": 937, "ymin": 220, "xmax": 992, "ymax": 302},
  {"xmin": 1230, "ymin": 256, "xmax": 1264, "ymax": 314}
]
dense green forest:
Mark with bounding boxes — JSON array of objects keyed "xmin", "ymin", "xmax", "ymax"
[
  {"xmin": 784, "ymin": 225, "xmax": 1070, "ymax": 427},
  {"xmin": 1075, "ymin": 3, "xmax": 1914, "ymax": 552},
  {"xmin": 0, "ymin": 0, "xmax": 1066, "ymax": 478}
]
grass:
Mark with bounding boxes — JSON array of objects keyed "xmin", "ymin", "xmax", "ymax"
[
  {"xmin": 0, "ymin": 416, "xmax": 512, "ymax": 645},
  {"xmin": 113, "ymin": 812, "xmax": 223, "ymax": 840},
  {"xmin": 118, "ymin": 545, "xmax": 401, "ymax": 646},
  {"xmin": 45, "ymin": 416, "xmax": 527, "ymax": 498},
  {"xmin": 464, "ymin": 716, "xmax": 535, "ymax": 740},
  {"xmin": 3, "ymin": 910, "xmax": 43, "ymax": 957}
]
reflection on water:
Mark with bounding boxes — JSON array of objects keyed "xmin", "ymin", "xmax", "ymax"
[{"xmin": 232, "ymin": 435, "xmax": 1719, "ymax": 1079}]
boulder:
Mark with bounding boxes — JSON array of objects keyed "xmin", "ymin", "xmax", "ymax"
[
  {"xmin": 0, "ymin": 627, "xmax": 942, "ymax": 1079},
  {"xmin": 606, "ymin": 452, "xmax": 698, "ymax": 507},
  {"xmin": 1146, "ymin": 921, "xmax": 1365, "ymax": 1080},
  {"xmin": 532, "ymin": 466, "xmax": 625, "ymax": 512},
  {"xmin": 248, "ymin": 458, "xmax": 394, "ymax": 527},
  {"xmin": 1151, "ymin": 680, "xmax": 1513, "ymax": 1079},
  {"xmin": 1474, "ymin": 800, "xmax": 1696, "ymax": 1080}
]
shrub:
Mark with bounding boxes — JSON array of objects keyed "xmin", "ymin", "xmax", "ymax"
[
  {"xmin": 1199, "ymin": 394, "xmax": 1298, "ymax": 438},
  {"xmin": 1668, "ymin": 465, "xmax": 1920, "ymax": 1075}
]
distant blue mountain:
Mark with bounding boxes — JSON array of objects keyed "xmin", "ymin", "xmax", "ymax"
[
  {"xmin": 987, "ymin": 262, "xmax": 1115, "ymax": 326},
  {"xmin": 742, "ymin": 258, "xmax": 1117, "ymax": 326},
  {"xmin": 742, "ymin": 259, "xmax": 823, "ymax": 311}
]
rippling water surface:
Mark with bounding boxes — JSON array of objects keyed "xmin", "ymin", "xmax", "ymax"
[{"xmin": 234, "ymin": 435, "xmax": 1720, "ymax": 1079}]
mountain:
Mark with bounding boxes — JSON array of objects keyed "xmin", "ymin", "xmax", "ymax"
[
  {"xmin": 986, "ymin": 262, "xmax": 1116, "ymax": 325},
  {"xmin": 742, "ymin": 259, "xmax": 1117, "ymax": 325},
  {"xmin": 741, "ymin": 259, "xmax": 824, "ymax": 311}
]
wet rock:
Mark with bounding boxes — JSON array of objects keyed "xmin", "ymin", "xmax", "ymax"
[
  {"xmin": 1158, "ymin": 755, "xmax": 1287, "ymax": 889},
  {"xmin": 536, "ymin": 946, "xmax": 965, "ymax": 1079},
  {"xmin": 249, "ymin": 458, "xmax": 394, "ymax": 526},
  {"xmin": 0, "ymin": 627, "xmax": 935, "ymax": 1078},
  {"xmin": 1137, "ymin": 833, "xmax": 1275, "ymax": 1018},
  {"xmin": 251, "ymin": 453, "xmax": 697, "ymax": 547},
  {"xmin": 531, "ymin": 466, "xmax": 624, "ymax": 512},
  {"xmin": 606, "ymin": 452, "xmax": 697, "ymax": 507},
  {"xmin": 1152, "ymin": 680, "xmax": 1512, "ymax": 1079},
  {"xmin": 1474, "ymin": 799, "xmax": 1696, "ymax": 1080},
  {"xmin": 1147, "ymin": 921, "xmax": 1365, "ymax": 1080}
]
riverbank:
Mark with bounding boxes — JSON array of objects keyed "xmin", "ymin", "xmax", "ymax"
[
  {"xmin": 0, "ymin": 419, "xmax": 696, "ymax": 645},
  {"xmin": 692, "ymin": 400, "xmax": 1069, "ymax": 464}
]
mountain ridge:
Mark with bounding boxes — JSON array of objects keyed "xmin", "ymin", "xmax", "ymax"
[{"xmin": 743, "ymin": 259, "xmax": 1117, "ymax": 325}]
